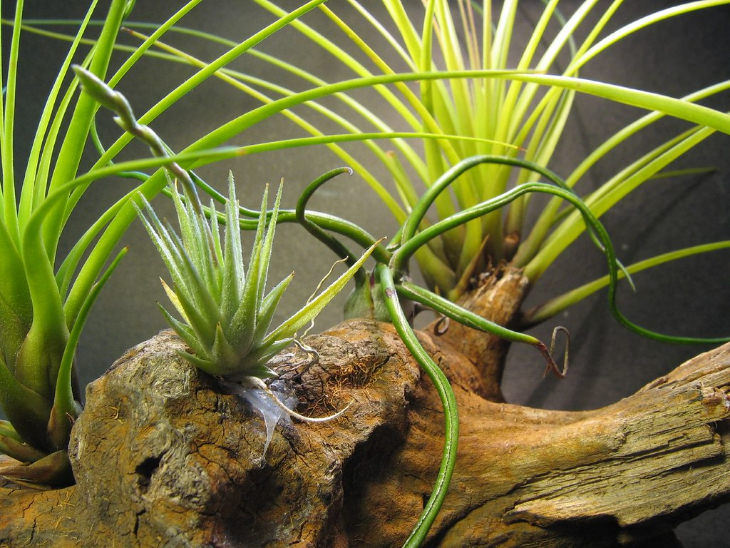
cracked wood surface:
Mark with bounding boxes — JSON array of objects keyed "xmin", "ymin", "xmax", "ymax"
[{"xmin": 1, "ymin": 268, "xmax": 729, "ymax": 546}]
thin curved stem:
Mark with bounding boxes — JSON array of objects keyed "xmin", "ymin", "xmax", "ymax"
[
  {"xmin": 392, "ymin": 183, "xmax": 580, "ymax": 273},
  {"xmin": 295, "ymin": 167, "xmax": 366, "ymax": 284},
  {"xmin": 398, "ymin": 153, "xmax": 632, "ymax": 285},
  {"xmin": 397, "ymin": 280, "xmax": 535, "ymax": 344},
  {"xmin": 73, "ymin": 65, "xmax": 204, "ymax": 213},
  {"xmin": 394, "ymin": 182, "xmax": 730, "ymax": 345},
  {"xmin": 401, "ymin": 154, "xmax": 568, "ymax": 244},
  {"xmin": 396, "ymin": 280, "xmax": 567, "ymax": 377},
  {"xmin": 376, "ymin": 263, "xmax": 458, "ymax": 547}
]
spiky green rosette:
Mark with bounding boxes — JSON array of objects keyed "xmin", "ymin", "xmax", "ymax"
[
  {"xmin": 135, "ymin": 174, "xmax": 374, "ymax": 430},
  {"xmin": 76, "ymin": 56, "xmax": 372, "ymax": 439},
  {"xmin": 136, "ymin": 176, "xmax": 292, "ymax": 380}
]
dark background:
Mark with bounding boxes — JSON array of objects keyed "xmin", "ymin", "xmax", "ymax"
[{"xmin": 3, "ymin": 1, "xmax": 730, "ymax": 544}]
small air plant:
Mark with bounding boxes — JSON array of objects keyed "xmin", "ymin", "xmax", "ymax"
[{"xmin": 134, "ymin": 174, "xmax": 374, "ymax": 451}]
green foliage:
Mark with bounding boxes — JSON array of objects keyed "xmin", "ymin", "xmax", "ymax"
[
  {"xmin": 5, "ymin": 2, "xmax": 729, "ymax": 544},
  {"xmin": 0, "ymin": 0, "xmax": 131, "ymax": 487},
  {"xmin": 136, "ymin": 175, "xmax": 375, "ymax": 381},
  {"xmin": 24, "ymin": 3, "xmax": 730, "ymax": 314},
  {"xmin": 171, "ymin": 0, "xmax": 730, "ymax": 313}
]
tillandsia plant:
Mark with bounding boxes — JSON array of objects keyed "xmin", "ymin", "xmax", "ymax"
[
  {"xmin": 164, "ymin": 159, "xmax": 623, "ymax": 545},
  {"xmin": 284, "ymin": 162, "xmax": 627, "ymax": 546},
  {"xmin": 0, "ymin": 0, "xmax": 137, "ymax": 487},
  {"xmin": 239, "ymin": 0, "xmax": 730, "ymax": 311},
  {"xmin": 135, "ymin": 176, "xmax": 376, "ymax": 451},
  {"xmin": 95, "ymin": 0, "xmax": 730, "ymax": 333}
]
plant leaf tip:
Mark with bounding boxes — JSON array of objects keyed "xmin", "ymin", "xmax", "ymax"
[{"xmin": 72, "ymin": 65, "xmax": 119, "ymax": 111}]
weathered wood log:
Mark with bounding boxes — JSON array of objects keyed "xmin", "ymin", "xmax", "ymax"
[
  {"xmin": 349, "ymin": 328, "xmax": 730, "ymax": 546},
  {"xmin": 1, "ymin": 269, "xmax": 729, "ymax": 546}
]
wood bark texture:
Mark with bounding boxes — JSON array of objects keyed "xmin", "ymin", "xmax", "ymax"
[{"xmin": 1, "ymin": 269, "xmax": 729, "ymax": 546}]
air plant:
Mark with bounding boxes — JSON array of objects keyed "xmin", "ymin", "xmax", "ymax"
[
  {"xmin": 0, "ymin": 0, "xmax": 133, "ymax": 487},
  {"xmin": 0, "ymin": 0, "xmax": 244, "ymax": 487},
  {"xmin": 25, "ymin": 2, "xmax": 730, "ymax": 322},
  {"xmin": 105, "ymin": 0, "xmax": 730, "ymax": 333},
  {"xmin": 134, "ymin": 176, "xmax": 373, "ymax": 431},
  {"xmin": 246, "ymin": 0, "xmax": 730, "ymax": 312}
]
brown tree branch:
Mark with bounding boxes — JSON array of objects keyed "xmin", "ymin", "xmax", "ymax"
[
  {"xmin": 1, "ymin": 316, "xmax": 728, "ymax": 546},
  {"xmin": 432, "ymin": 266, "xmax": 529, "ymax": 402}
]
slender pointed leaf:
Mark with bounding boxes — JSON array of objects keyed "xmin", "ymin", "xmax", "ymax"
[
  {"xmin": 253, "ymin": 273, "xmax": 294, "ymax": 346},
  {"xmin": 265, "ymin": 240, "xmax": 380, "ymax": 344}
]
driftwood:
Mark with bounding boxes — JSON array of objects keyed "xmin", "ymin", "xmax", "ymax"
[{"xmin": 1, "ymin": 268, "xmax": 729, "ymax": 546}]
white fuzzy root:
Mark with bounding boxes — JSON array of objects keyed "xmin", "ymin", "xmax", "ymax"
[{"xmin": 246, "ymin": 376, "xmax": 352, "ymax": 423}]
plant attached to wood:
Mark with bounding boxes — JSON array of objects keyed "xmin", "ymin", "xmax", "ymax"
[
  {"xmin": 290, "ymin": 163, "xmax": 624, "ymax": 545},
  {"xmin": 8, "ymin": 1, "xmax": 730, "ymax": 545},
  {"xmin": 135, "ymin": 176, "xmax": 373, "ymax": 427}
]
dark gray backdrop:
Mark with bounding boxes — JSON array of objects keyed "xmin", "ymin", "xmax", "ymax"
[{"xmin": 4, "ymin": 1, "xmax": 730, "ymax": 545}]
